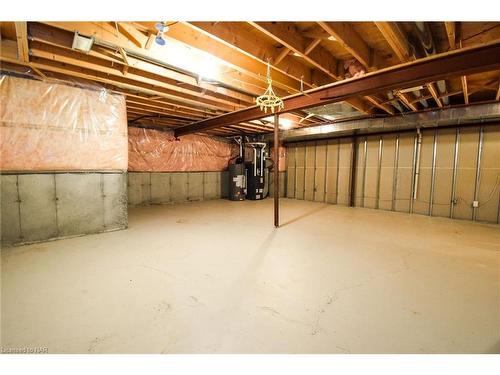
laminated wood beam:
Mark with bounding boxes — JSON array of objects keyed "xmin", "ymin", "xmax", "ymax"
[
  {"xmin": 188, "ymin": 22, "xmax": 325, "ymax": 89},
  {"xmin": 116, "ymin": 22, "xmax": 145, "ymax": 48},
  {"xmin": 444, "ymin": 22, "xmax": 456, "ymax": 50},
  {"xmin": 249, "ymin": 21, "xmax": 339, "ymax": 80},
  {"xmin": 374, "ymin": 22, "xmax": 412, "ymax": 62},
  {"xmin": 364, "ymin": 95, "xmax": 395, "ymax": 115},
  {"xmin": 426, "ymin": 83, "xmax": 443, "ymax": 108},
  {"xmin": 304, "ymin": 38, "xmax": 322, "ymax": 56},
  {"xmin": 461, "ymin": 75, "xmax": 469, "ymax": 104},
  {"xmin": 28, "ymin": 48, "xmax": 241, "ymax": 111},
  {"xmin": 14, "ymin": 22, "xmax": 29, "ymax": 62},
  {"xmin": 174, "ymin": 41, "xmax": 500, "ymax": 136},
  {"xmin": 247, "ymin": 21, "xmax": 373, "ymax": 115},
  {"xmin": 168, "ymin": 22, "xmax": 310, "ymax": 94},
  {"xmin": 28, "ymin": 23, "xmax": 254, "ymax": 105},
  {"xmin": 41, "ymin": 21, "xmax": 271, "ymax": 97},
  {"xmin": 318, "ymin": 22, "xmax": 381, "ymax": 69},
  {"xmin": 395, "ymin": 91, "xmax": 418, "ymax": 112}
]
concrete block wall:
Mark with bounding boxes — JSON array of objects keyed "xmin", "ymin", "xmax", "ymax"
[
  {"xmin": 285, "ymin": 125, "xmax": 500, "ymax": 224},
  {"xmin": 1, "ymin": 172, "xmax": 128, "ymax": 247},
  {"xmin": 128, "ymin": 171, "xmax": 230, "ymax": 206}
]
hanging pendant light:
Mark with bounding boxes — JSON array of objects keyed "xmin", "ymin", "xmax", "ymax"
[{"xmin": 255, "ymin": 61, "xmax": 284, "ymax": 113}]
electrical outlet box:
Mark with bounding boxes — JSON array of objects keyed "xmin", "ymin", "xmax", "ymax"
[{"xmin": 472, "ymin": 201, "xmax": 479, "ymax": 208}]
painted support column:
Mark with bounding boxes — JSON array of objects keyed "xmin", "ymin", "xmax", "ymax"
[{"xmin": 274, "ymin": 113, "xmax": 280, "ymax": 228}]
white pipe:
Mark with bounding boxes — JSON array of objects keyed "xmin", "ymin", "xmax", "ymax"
[{"xmin": 413, "ymin": 128, "xmax": 423, "ymax": 200}]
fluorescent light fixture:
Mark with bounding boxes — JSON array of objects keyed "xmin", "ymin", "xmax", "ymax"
[
  {"xmin": 292, "ymin": 52, "xmax": 301, "ymax": 57},
  {"xmin": 327, "ymin": 35, "xmax": 337, "ymax": 41},
  {"xmin": 72, "ymin": 32, "xmax": 94, "ymax": 53}
]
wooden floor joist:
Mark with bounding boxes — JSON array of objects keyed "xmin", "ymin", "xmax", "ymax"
[{"xmin": 174, "ymin": 41, "xmax": 500, "ymax": 136}]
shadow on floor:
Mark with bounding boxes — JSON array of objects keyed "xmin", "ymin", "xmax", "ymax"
[{"xmin": 280, "ymin": 204, "xmax": 330, "ymax": 227}]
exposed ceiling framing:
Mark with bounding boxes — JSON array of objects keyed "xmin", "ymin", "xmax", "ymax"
[{"xmin": 0, "ymin": 21, "xmax": 499, "ymax": 138}]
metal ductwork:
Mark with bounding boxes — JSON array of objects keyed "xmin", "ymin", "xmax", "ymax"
[
  {"xmin": 413, "ymin": 22, "xmax": 449, "ymax": 105},
  {"xmin": 387, "ymin": 91, "xmax": 405, "ymax": 113},
  {"xmin": 268, "ymin": 102, "xmax": 500, "ymax": 143}
]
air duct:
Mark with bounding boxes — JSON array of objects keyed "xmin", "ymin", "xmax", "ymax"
[
  {"xmin": 413, "ymin": 22, "xmax": 449, "ymax": 105},
  {"xmin": 270, "ymin": 102, "xmax": 500, "ymax": 143}
]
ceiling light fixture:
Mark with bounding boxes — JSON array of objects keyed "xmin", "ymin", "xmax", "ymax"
[
  {"xmin": 255, "ymin": 61, "xmax": 284, "ymax": 114},
  {"xmin": 154, "ymin": 21, "xmax": 169, "ymax": 46}
]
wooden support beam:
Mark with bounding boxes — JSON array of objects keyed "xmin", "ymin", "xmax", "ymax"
[
  {"xmin": 27, "ymin": 45, "xmax": 241, "ymax": 111},
  {"xmin": 116, "ymin": 22, "xmax": 145, "ymax": 48},
  {"xmin": 318, "ymin": 22, "xmax": 378, "ymax": 69},
  {"xmin": 496, "ymin": 79, "xmax": 500, "ymax": 101},
  {"xmin": 42, "ymin": 22, "xmax": 272, "ymax": 97},
  {"xmin": 364, "ymin": 95, "xmax": 395, "ymax": 115},
  {"xmin": 118, "ymin": 47, "xmax": 129, "ymax": 65},
  {"xmin": 15, "ymin": 22, "xmax": 30, "ymax": 62},
  {"xmin": 374, "ymin": 22, "xmax": 412, "ymax": 62},
  {"xmin": 26, "ymin": 30, "xmax": 255, "ymax": 108},
  {"xmin": 274, "ymin": 47, "xmax": 291, "ymax": 65},
  {"xmin": 403, "ymin": 89, "xmax": 464, "ymax": 105},
  {"xmin": 180, "ymin": 21, "xmax": 319, "ymax": 93},
  {"xmin": 249, "ymin": 22, "xmax": 339, "ymax": 80},
  {"xmin": 444, "ymin": 22, "xmax": 456, "ymax": 50},
  {"xmin": 304, "ymin": 38, "xmax": 321, "ymax": 56},
  {"xmin": 395, "ymin": 91, "xmax": 418, "ymax": 112},
  {"xmin": 31, "ymin": 66, "xmax": 47, "ymax": 79},
  {"xmin": 461, "ymin": 75, "xmax": 469, "ymax": 104},
  {"xmin": 145, "ymin": 33, "xmax": 155, "ymax": 50},
  {"xmin": 426, "ymin": 83, "xmax": 443, "ymax": 108},
  {"xmin": 248, "ymin": 22, "xmax": 374, "ymax": 114},
  {"xmin": 118, "ymin": 47, "xmax": 129, "ymax": 75},
  {"xmin": 173, "ymin": 40, "xmax": 500, "ymax": 136}
]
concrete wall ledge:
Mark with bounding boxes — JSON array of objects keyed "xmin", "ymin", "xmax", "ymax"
[{"xmin": 1, "ymin": 172, "xmax": 127, "ymax": 247}]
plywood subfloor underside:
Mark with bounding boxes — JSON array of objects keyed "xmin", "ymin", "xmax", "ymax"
[{"xmin": 2, "ymin": 199, "xmax": 499, "ymax": 353}]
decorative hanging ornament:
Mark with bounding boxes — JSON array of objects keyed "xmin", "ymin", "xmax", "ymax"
[{"xmin": 255, "ymin": 61, "xmax": 284, "ymax": 113}]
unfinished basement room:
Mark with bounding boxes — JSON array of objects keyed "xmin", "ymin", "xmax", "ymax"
[{"xmin": 1, "ymin": 13, "xmax": 500, "ymax": 360}]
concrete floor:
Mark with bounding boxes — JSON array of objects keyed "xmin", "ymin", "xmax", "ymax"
[{"xmin": 1, "ymin": 199, "xmax": 499, "ymax": 354}]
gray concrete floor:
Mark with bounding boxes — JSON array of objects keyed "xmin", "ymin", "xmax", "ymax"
[{"xmin": 1, "ymin": 199, "xmax": 499, "ymax": 354}]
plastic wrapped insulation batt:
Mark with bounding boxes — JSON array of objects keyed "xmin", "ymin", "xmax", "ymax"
[
  {"xmin": 128, "ymin": 127, "xmax": 239, "ymax": 172},
  {"xmin": 0, "ymin": 75, "xmax": 128, "ymax": 171}
]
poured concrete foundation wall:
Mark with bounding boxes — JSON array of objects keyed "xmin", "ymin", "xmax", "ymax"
[
  {"xmin": 1, "ymin": 172, "xmax": 127, "ymax": 247},
  {"xmin": 285, "ymin": 125, "xmax": 500, "ymax": 223},
  {"xmin": 128, "ymin": 171, "xmax": 230, "ymax": 206},
  {"xmin": 129, "ymin": 170, "xmax": 286, "ymax": 205}
]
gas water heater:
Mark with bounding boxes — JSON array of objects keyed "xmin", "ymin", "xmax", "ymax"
[
  {"xmin": 245, "ymin": 142, "xmax": 267, "ymax": 200},
  {"xmin": 228, "ymin": 136, "xmax": 246, "ymax": 201}
]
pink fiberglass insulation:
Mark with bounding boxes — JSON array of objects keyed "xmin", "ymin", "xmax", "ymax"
[
  {"xmin": 0, "ymin": 75, "xmax": 128, "ymax": 171},
  {"xmin": 128, "ymin": 127, "xmax": 239, "ymax": 172}
]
